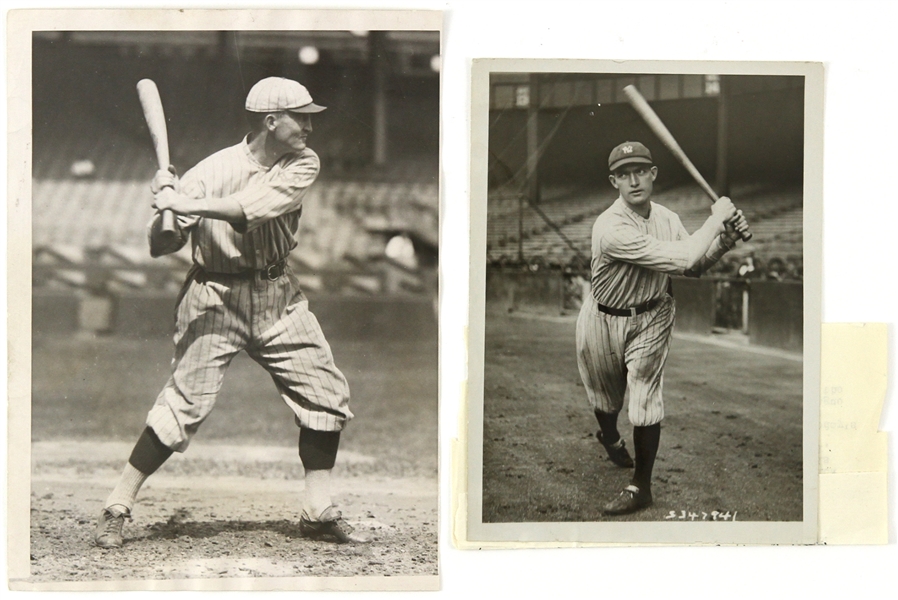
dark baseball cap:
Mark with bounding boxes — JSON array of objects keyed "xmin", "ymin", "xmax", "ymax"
[{"xmin": 608, "ymin": 141, "xmax": 653, "ymax": 172}]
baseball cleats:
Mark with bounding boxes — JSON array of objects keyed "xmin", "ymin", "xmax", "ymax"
[
  {"xmin": 597, "ymin": 432, "xmax": 634, "ymax": 468},
  {"xmin": 299, "ymin": 506, "xmax": 371, "ymax": 544},
  {"xmin": 94, "ymin": 506, "xmax": 132, "ymax": 548},
  {"xmin": 603, "ymin": 484, "xmax": 653, "ymax": 515}
]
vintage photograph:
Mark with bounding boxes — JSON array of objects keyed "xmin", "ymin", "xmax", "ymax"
[
  {"xmin": 465, "ymin": 61, "xmax": 821, "ymax": 545},
  {"xmin": 10, "ymin": 10, "xmax": 439, "ymax": 590}
]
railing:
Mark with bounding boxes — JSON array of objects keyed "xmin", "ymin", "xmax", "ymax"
[
  {"xmin": 488, "ymin": 265, "xmax": 799, "ymax": 341},
  {"xmin": 32, "ymin": 244, "xmax": 432, "ymax": 297}
]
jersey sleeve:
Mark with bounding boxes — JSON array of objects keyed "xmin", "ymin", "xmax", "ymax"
[
  {"xmin": 146, "ymin": 167, "xmax": 201, "ymax": 257},
  {"xmin": 670, "ymin": 211, "xmax": 736, "ymax": 277},
  {"xmin": 686, "ymin": 233, "xmax": 737, "ymax": 277},
  {"xmin": 228, "ymin": 148, "xmax": 320, "ymax": 234},
  {"xmin": 600, "ymin": 222, "xmax": 692, "ymax": 274},
  {"xmin": 146, "ymin": 211, "xmax": 199, "ymax": 258},
  {"xmin": 674, "ymin": 214, "xmax": 690, "ymax": 241},
  {"xmin": 178, "ymin": 165, "xmax": 206, "ymax": 200}
]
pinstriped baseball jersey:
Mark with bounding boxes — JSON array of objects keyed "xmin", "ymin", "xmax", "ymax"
[
  {"xmin": 149, "ymin": 137, "xmax": 318, "ymax": 272},
  {"xmin": 577, "ymin": 196, "xmax": 733, "ymax": 427},
  {"xmin": 144, "ymin": 139, "xmax": 352, "ymax": 452},
  {"xmin": 591, "ymin": 197, "xmax": 731, "ymax": 308}
]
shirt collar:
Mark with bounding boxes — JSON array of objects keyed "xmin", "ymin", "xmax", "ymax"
[
  {"xmin": 615, "ymin": 196, "xmax": 653, "ymax": 220},
  {"xmin": 241, "ymin": 134, "xmax": 267, "ymax": 169}
]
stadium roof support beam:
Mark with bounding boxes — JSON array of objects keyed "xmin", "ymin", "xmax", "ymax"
[
  {"xmin": 523, "ymin": 74, "xmax": 543, "ymax": 262},
  {"xmin": 526, "ymin": 74, "xmax": 541, "ymax": 205},
  {"xmin": 371, "ymin": 32, "xmax": 388, "ymax": 166},
  {"xmin": 716, "ymin": 75, "xmax": 730, "ymax": 197}
]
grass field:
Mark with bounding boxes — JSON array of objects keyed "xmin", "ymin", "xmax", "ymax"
[
  {"xmin": 482, "ymin": 311, "xmax": 803, "ymax": 523},
  {"xmin": 25, "ymin": 325, "xmax": 437, "ymax": 585}
]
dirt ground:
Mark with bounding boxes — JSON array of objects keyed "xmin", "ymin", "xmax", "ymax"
[
  {"xmin": 482, "ymin": 311, "xmax": 803, "ymax": 523},
  {"xmin": 23, "ymin": 332, "xmax": 438, "ymax": 586}
]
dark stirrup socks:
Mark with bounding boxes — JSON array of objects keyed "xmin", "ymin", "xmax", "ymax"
[
  {"xmin": 632, "ymin": 423, "xmax": 661, "ymax": 491},
  {"xmin": 299, "ymin": 428, "xmax": 341, "ymax": 470},
  {"xmin": 128, "ymin": 427, "xmax": 174, "ymax": 475},
  {"xmin": 128, "ymin": 426, "xmax": 344, "ymax": 474},
  {"xmin": 594, "ymin": 409, "xmax": 622, "ymax": 446}
]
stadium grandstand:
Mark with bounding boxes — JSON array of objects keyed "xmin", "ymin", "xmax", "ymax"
[
  {"xmin": 486, "ymin": 72, "xmax": 805, "ymax": 342},
  {"xmin": 487, "ymin": 181, "xmax": 803, "ymax": 278},
  {"xmin": 31, "ymin": 30, "xmax": 439, "ymax": 313},
  {"xmin": 487, "ymin": 72, "xmax": 804, "ymax": 280}
]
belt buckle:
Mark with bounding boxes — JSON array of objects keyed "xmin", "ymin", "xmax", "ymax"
[
  {"xmin": 265, "ymin": 264, "xmax": 280, "ymax": 281},
  {"xmin": 629, "ymin": 306, "xmax": 637, "ymax": 317}
]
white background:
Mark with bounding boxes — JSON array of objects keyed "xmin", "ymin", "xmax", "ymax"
[{"xmin": 4, "ymin": 1, "xmax": 897, "ymax": 598}]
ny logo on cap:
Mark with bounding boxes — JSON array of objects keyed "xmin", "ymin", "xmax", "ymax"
[{"xmin": 622, "ymin": 146, "xmax": 633, "ymax": 154}]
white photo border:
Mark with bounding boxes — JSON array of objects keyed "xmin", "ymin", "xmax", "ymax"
[
  {"xmin": 463, "ymin": 58, "xmax": 822, "ymax": 546},
  {"xmin": 7, "ymin": 8, "xmax": 442, "ymax": 590}
]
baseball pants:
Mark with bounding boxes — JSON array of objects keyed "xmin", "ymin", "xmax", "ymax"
[
  {"xmin": 146, "ymin": 265, "xmax": 352, "ymax": 452},
  {"xmin": 575, "ymin": 295, "xmax": 675, "ymax": 427}
]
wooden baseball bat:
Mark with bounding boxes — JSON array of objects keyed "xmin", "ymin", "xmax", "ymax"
[
  {"xmin": 622, "ymin": 84, "xmax": 752, "ymax": 242},
  {"xmin": 136, "ymin": 79, "xmax": 178, "ymax": 244}
]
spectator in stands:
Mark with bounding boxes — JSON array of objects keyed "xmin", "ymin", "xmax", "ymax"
[
  {"xmin": 713, "ymin": 254, "xmax": 741, "ymax": 277},
  {"xmin": 786, "ymin": 258, "xmax": 804, "ymax": 281},
  {"xmin": 766, "ymin": 257, "xmax": 786, "ymax": 281},
  {"xmin": 738, "ymin": 253, "xmax": 757, "ymax": 278}
]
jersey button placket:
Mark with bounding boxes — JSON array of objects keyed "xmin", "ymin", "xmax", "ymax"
[{"xmin": 249, "ymin": 274, "xmax": 265, "ymax": 339}]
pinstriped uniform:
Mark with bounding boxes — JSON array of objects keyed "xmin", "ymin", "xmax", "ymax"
[
  {"xmin": 145, "ymin": 138, "xmax": 352, "ymax": 452},
  {"xmin": 576, "ymin": 197, "xmax": 731, "ymax": 427}
]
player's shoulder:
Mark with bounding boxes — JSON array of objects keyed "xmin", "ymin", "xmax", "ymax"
[
  {"xmin": 592, "ymin": 209, "xmax": 614, "ymax": 232},
  {"xmin": 273, "ymin": 147, "xmax": 321, "ymax": 186},
  {"xmin": 193, "ymin": 140, "xmax": 246, "ymax": 169},
  {"xmin": 301, "ymin": 147, "xmax": 320, "ymax": 163},
  {"xmin": 649, "ymin": 202, "xmax": 686, "ymax": 229},
  {"xmin": 283, "ymin": 147, "xmax": 320, "ymax": 171},
  {"xmin": 301, "ymin": 147, "xmax": 321, "ymax": 168},
  {"xmin": 179, "ymin": 142, "xmax": 245, "ymax": 188},
  {"xmin": 594, "ymin": 199, "xmax": 630, "ymax": 231},
  {"xmin": 651, "ymin": 200, "xmax": 689, "ymax": 223},
  {"xmin": 591, "ymin": 205, "xmax": 626, "ymax": 250},
  {"xmin": 650, "ymin": 201, "xmax": 679, "ymax": 219}
]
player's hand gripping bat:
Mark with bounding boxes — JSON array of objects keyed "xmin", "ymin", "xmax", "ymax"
[
  {"xmin": 137, "ymin": 79, "xmax": 179, "ymax": 246},
  {"xmin": 622, "ymin": 84, "xmax": 752, "ymax": 242}
]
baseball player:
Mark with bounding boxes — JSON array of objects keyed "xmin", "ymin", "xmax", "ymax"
[
  {"xmin": 95, "ymin": 77, "xmax": 369, "ymax": 547},
  {"xmin": 576, "ymin": 141, "xmax": 748, "ymax": 515}
]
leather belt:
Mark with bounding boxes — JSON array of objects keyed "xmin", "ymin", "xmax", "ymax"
[
  {"xmin": 198, "ymin": 258, "xmax": 288, "ymax": 282},
  {"xmin": 598, "ymin": 296, "xmax": 662, "ymax": 317},
  {"xmin": 259, "ymin": 259, "xmax": 288, "ymax": 281}
]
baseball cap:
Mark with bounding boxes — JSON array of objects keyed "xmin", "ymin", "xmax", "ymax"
[
  {"xmin": 608, "ymin": 141, "xmax": 653, "ymax": 172},
  {"xmin": 245, "ymin": 77, "xmax": 327, "ymax": 113}
]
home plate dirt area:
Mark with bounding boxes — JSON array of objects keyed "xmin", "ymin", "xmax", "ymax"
[
  {"xmin": 481, "ymin": 312, "xmax": 803, "ymax": 523},
  {"xmin": 27, "ymin": 334, "xmax": 437, "ymax": 583}
]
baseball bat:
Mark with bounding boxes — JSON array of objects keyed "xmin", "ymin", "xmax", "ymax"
[
  {"xmin": 622, "ymin": 84, "xmax": 752, "ymax": 241},
  {"xmin": 136, "ymin": 79, "xmax": 178, "ymax": 244}
]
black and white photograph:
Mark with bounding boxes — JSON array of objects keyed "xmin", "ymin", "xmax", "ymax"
[
  {"xmin": 464, "ymin": 61, "xmax": 821, "ymax": 545},
  {"xmin": 8, "ymin": 2, "xmax": 898, "ymax": 598},
  {"xmin": 8, "ymin": 9, "xmax": 440, "ymax": 590}
]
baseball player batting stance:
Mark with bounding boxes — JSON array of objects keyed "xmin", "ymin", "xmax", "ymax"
[
  {"xmin": 576, "ymin": 141, "xmax": 749, "ymax": 515},
  {"xmin": 95, "ymin": 77, "xmax": 369, "ymax": 547}
]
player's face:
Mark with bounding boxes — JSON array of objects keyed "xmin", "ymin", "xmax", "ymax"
[
  {"xmin": 610, "ymin": 163, "xmax": 657, "ymax": 208},
  {"xmin": 270, "ymin": 111, "xmax": 313, "ymax": 153}
]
